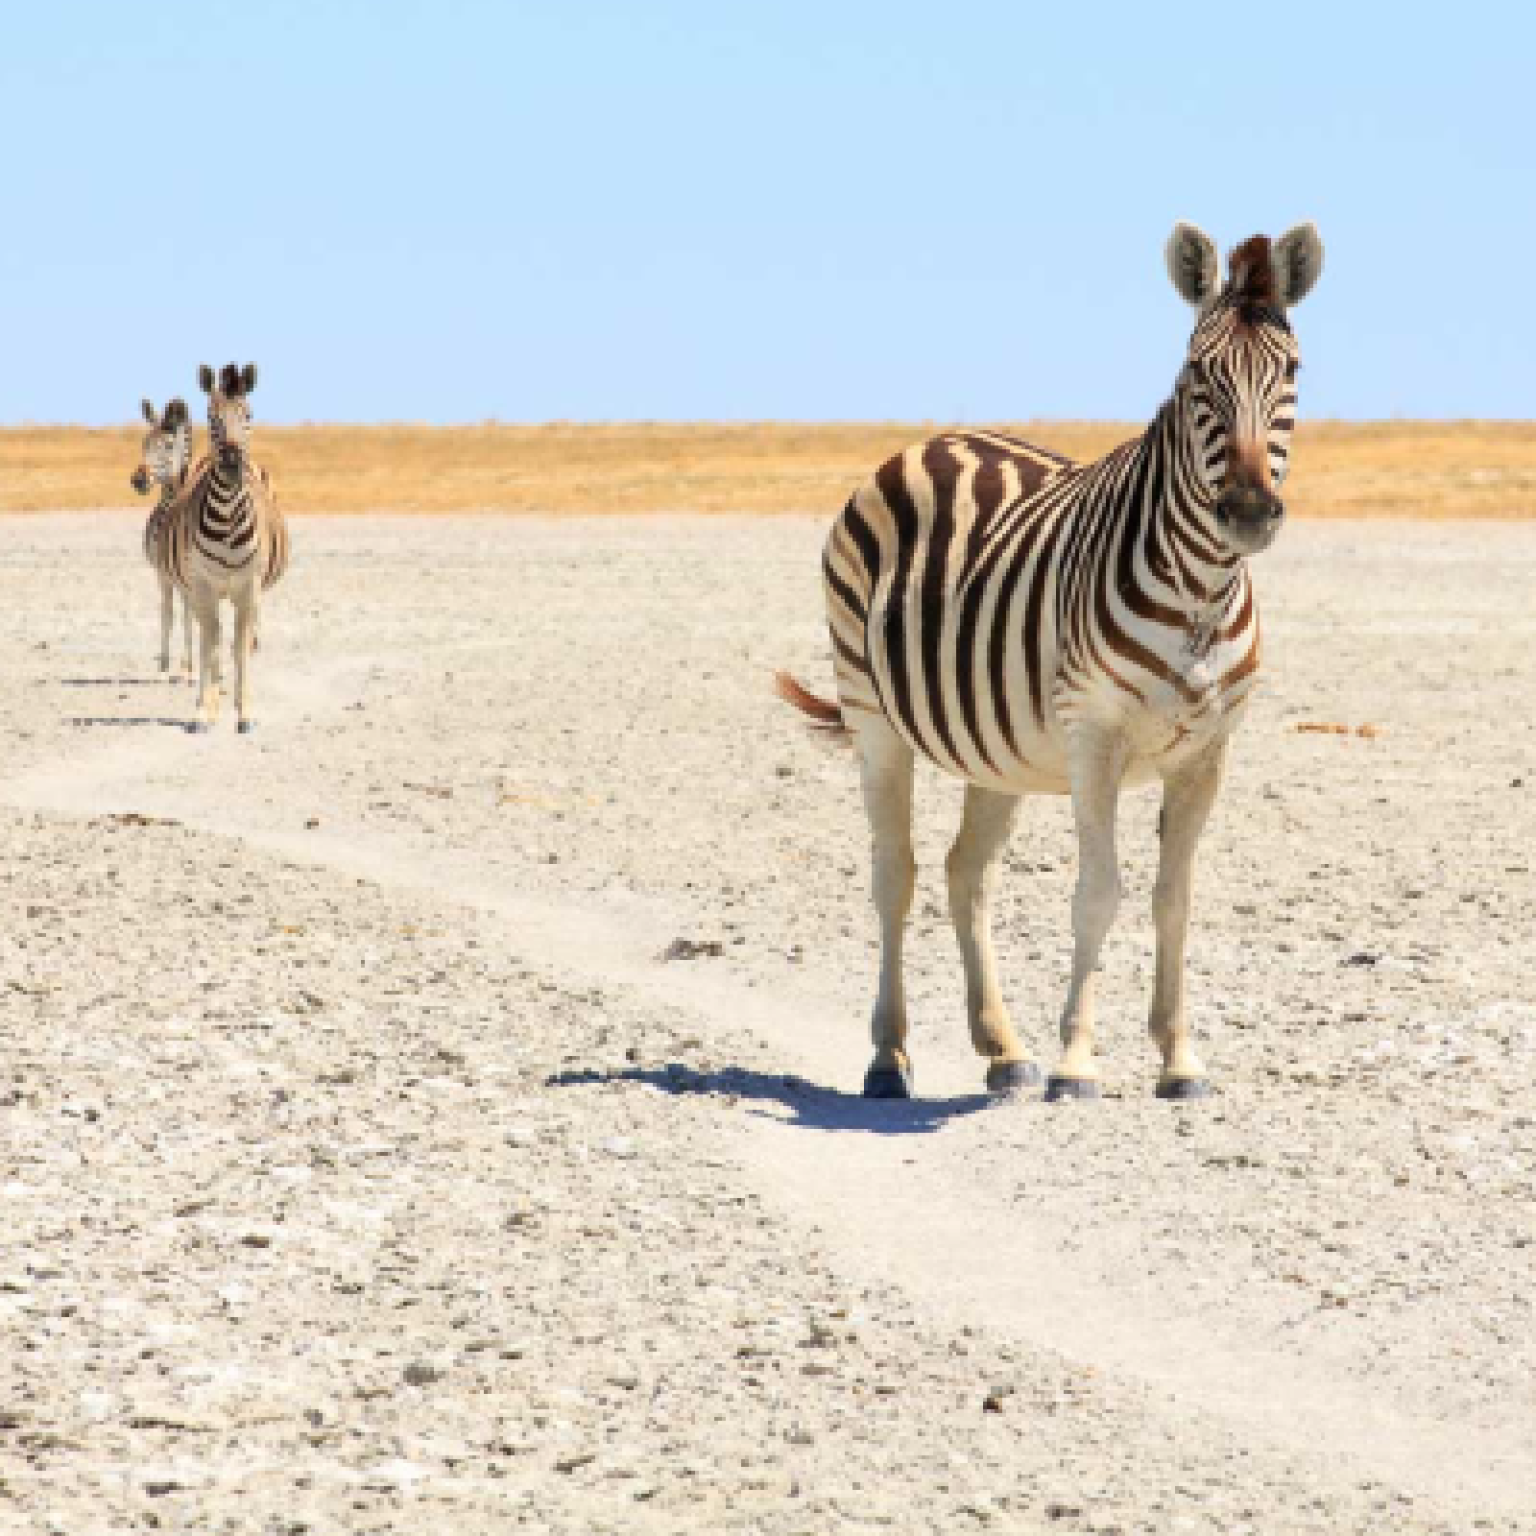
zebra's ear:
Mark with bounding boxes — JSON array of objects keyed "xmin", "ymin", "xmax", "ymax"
[
  {"xmin": 164, "ymin": 399, "xmax": 188, "ymax": 429},
  {"xmin": 198, "ymin": 364, "xmax": 215, "ymax": 395},
  {"xmin": 241, "ymin": 363, "xmax": 258, "ymax": 395},
  {"xmin": 1272, "ymin": 222, "xmax": 1324, "ymax": 308},
  {"xmin": 141, "ymin": 399, "xmax": 157, "ymax": 425},
  {"xmin": 1165, "ymin": 222, "xmax": 1220, "ymax": 310}
]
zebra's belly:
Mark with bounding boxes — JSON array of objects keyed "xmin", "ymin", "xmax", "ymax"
[
  {"xmin": 184, "ymin": 542, "xmax": 261, "ymax": 599},
  {"xmin": 874, "ymin": 676, "xmax": 1077, "ymax": 794}
]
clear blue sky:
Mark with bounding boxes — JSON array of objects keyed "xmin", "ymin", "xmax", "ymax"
[{"xmin": 1, "ymin": 2, "xmax": 1528, "ymax": 424}]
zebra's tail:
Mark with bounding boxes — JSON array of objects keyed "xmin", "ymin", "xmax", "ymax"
[{"xmin": 773, "ymin": 671, "xmax": 850, "ymax": 741}]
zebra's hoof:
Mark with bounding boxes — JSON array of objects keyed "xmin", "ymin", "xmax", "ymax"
[
  {"xmin": 238, "ymin": 720, "xmax": 256, "ymax": 735},
  {"xmin": 1155, "ymin": 1076, "xmax": 1213, "ymax": 1101},
  {"xmin": 862, "ymin": 1065, "xmax": 913, "ymax": 1100},
  {"xmin": 1044, "ymin": 1076, "xmax": 1100, "ymax": 1103},
  {"xmin": 985, "ymin": 1059, "xmax": 1041, "ymax": 1094}
]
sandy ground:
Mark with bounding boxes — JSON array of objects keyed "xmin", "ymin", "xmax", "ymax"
[{"xmin": 1, "ymin": 513, "xmax": 1534, "ymax": 1534}]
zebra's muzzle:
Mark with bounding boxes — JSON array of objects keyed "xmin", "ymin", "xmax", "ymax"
[
  {"xmin": 1215, "ymin": 485, "xmax": 1284, "ymax": 553},
  {"xmin": 130, "ymin": 467, "xmax": 150, "ymax": 495}
]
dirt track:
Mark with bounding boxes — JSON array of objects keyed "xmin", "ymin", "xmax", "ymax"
[{"xmin": 1, "ymin": 514, "xmax": 1534, "ymax": 1534}]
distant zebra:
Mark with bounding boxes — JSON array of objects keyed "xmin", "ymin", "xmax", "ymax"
[
  {"xmin": 132, "ymin": 398, "xmax": 199, "ymax": 677},
  {"xmin": 778, "ymin": 223, "xmax": 1324, "ymax": 1102},
  {"xmin": 162, "ymin": 363, "xmax": 288, "ymax": 733}
]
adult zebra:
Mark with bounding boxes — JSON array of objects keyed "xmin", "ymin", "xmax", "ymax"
[
  {"xmin": 131, "ymin": 397, "xmax": 199, "ymax": 678},
  {"xmin": 777, "ymin": 223, "xmax": 1324, "ymax": 1102},
  {"xmin": 162, "ymin": 363, "xmax": 288, "ymax": 733}
]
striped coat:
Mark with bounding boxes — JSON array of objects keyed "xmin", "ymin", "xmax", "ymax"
[
  {"xmin": 169, "ymin": 362, "xmax": 289, "ymax": 733},
  {"xmin": 821, "ymin": 413, "xmax": 1261, "ymax": 797},
  {"xmin": 779, "ymin": 223, "xmax": 1323, "ymax": 1104}
]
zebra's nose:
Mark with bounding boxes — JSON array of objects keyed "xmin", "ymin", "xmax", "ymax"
[
  {"xmin": 1215, "ymin": 485, "xmax": 1283, "ymax": 529},
  {"xmin": 130, "ymin": 468, "xmax": 149, "ymax": 494}
]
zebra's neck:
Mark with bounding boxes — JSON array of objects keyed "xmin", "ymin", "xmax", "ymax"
[{"xmin": 1139, "ymin": 398, "xmax": 1242, "ymax": 625}]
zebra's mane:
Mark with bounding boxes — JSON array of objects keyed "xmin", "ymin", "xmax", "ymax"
[{"xmin": 1221, "ymin": 235, "xmax": 1289, "ymax": 330}]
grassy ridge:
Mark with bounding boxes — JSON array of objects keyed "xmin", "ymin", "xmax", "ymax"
[{"xmin": 2, "ymin": 421, "xmax": 1534, "ymax": 516}]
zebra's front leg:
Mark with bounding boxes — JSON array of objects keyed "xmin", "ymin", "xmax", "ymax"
[
  {"xmin": 946, "ymin": 785, "xmax": 1039, "ymax": 1093},
  {"xmin": 1149, "ymin": 742, "xmax": 1226, "ymax": 1100},
  {"xmin": 857, "ymin": 721, "xmax": 917, "ymax": 1099},
  {"xmin": 233, "ymin": 599, "xmax": 258, "ymax": 734},
  {"xmin": 1048, "ymin": 730, "xmax": 1127, "ymax": 1101},
  {"xmin": 178, "ymin": 589, "xmax": 195, "ymax": 679},
  {"xmin": 191, "ymin": 599, "xmax": 221, "ymax": 732},
  {"xmin": 157, "ymin": 569, "xmax": 176, "ymax": 674}
]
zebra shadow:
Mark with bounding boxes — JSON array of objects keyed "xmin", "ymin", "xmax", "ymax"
[
  {"xmin": 66, "ymin": 716, "xmax": 190, "ymax": 730},
  {"xmin": 60, "ymin": 677, "xmax": 184, "ymax": 687},
  {"xmin": 545, "ymin": 1063, "xmax": 997, "ymax": 1136}
]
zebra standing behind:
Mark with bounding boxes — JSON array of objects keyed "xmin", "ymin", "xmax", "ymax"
[
  {"xmin": 131, "ymin": 397, "xmax": 198, "ymax": 677},
  {"xmin": 161, "ymin": 363, "xmax": 289, "ymax": 733},
  {"xmin": 778, "ymin": 223, "xmax": 1324, "ymax": 1102}
]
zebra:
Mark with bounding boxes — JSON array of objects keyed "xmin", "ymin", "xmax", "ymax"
[
  {"xmin": 161, "ymin": 362, "xmax": 289, "ymax": 734},
  {"xmin": 777, "ymin": 223, "xmax": 1324, "ymax": 1102},
  {"xmin": 131, "ymin": 397, "xmax": 200, "ymax": 677}
]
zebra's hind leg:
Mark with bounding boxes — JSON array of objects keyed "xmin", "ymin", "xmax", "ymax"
[
  {"xmin": 1148, "ymin": 742, "xmax": 1226, "ymax": 1100},
  {"xmin": 1047, "ymin": 730, "xmax": 1128, "ymax": 1102},
  {"xmin": 946, "ymin": 785, "xmax": 1039, "ymax": 1093},
  {"xmin": 233, "ymin": 599, "xmax": 258, "ymax": 734},
  {"xmin": 191, "ymin": 599, "xmax": 222, "ymax": 732},
  {"xmin": 855, "ymin": 717, "xmax": 917, "ymax": 1100}
]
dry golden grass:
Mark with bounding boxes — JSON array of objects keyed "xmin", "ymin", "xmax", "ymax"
[{"xmin": 2, "ymin": 421, "xmax": 1533, "ymax": 517}]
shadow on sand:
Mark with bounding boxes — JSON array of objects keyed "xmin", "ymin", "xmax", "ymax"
[
  {"xmin": 546, "ymin": 1062, "xmax": 1000, "ymax": 1136},
  {"xmin": 66, "ymin": 716, "xmax": 191, "ymax": 730},
  {"xmin": 60, "ymin": 677, "xmax": 187, "ymax": 688}
]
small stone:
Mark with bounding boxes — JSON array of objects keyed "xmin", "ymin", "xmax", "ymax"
[
  {"xmin": 661, "ymin": 938, "xmax": 723, "ymax": 962},
  {"xmin": 604, "ymin": 1137, "xmax": 637, "ymax": 1160}
]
